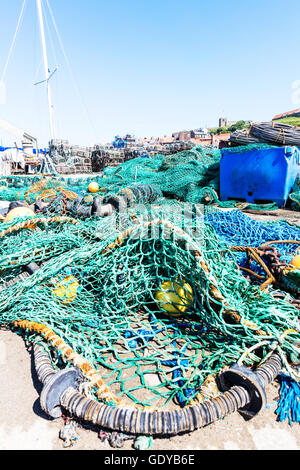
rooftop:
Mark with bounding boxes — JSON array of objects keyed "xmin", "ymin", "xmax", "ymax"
[{"xmin": 273, "ymin": 109, "xmax": 300, "ymax": 120}]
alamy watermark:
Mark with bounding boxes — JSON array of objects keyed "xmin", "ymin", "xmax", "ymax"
[{"xmin": 93, "ymin": 202, "xmax": 207, "ymax": 252}]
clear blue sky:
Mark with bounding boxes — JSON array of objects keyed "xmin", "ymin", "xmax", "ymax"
[{"xmin": 1, "ymin": 0, "xmax": 300, "ymax": 147}]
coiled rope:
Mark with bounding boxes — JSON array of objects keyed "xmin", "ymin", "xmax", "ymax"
[{"xmin": 32, "ymin": 341, "xmax": 282, "ymax": 436}]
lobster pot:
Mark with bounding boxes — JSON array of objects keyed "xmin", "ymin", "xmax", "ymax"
[{"xmin": 220, "ymin": 146, "xmax": 300, "ymax": 207}]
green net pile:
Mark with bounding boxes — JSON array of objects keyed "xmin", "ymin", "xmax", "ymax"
[
  {"xmin": 1, "ymin": 144, "xmax": 299, "ymax": 211},
  {"xmin": 0, "ymin": 199, "xmax": 299, "ymax": 408},
  {"xmin": 0, "ymin": 175, "xmax": 103, "ymax": 202},
  {"xmin": 99, "ymin": 146, "xmax": 221, "ymax": 205},
  {"xmin": 0, "ymin": 145, "xmax": 299, "ymax": 410},
  {"xmin": 290, "ymin": 176, "xmax": 300, "ymax": 211}
]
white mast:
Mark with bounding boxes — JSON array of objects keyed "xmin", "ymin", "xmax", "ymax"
[{"xmin": 36, "ymin": 0, "xmax": 55, "ymax": 143}]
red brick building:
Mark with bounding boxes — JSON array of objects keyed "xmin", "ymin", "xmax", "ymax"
[{"xmin": 212, "ymin": 133, "xmax": 231, "ymax": 147}]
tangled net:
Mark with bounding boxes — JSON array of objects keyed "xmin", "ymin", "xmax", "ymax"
[
  {"xmin": 0, "ymin": 198, "xmax": 299, "ymax": 410},
  {"xmin": 0, "ymin": 146, "xmax": 299, "ymax": 415},
  {"xmin": 1, "ymin": 144, "xmax": 299, "ymax": 211}
]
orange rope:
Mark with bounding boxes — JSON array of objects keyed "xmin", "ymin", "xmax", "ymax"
[
  {"xmin": 13, "ymin": 319, "xmax": 121, "ymax": 405},
  {"xmin": 37, "ymin": 188, "xmax": 78, "ymax": 202},
  {"xmin": 0, "ymin": 216, "xmax": 79, "ymax": 238}
]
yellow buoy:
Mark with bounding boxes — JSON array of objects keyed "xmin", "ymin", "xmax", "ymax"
[
  {"xmin": 4, "ymin": 206, "xmax": 35, "ymax": 224},
  {"xmin": 53, "ymin": 275, "xmax": 80, "ymax": 305},
  {"xmin": 88, "ymin": 182, "xmax": 99, "ymax": 193},
  {"xmin": 155, "ymin": 279, "xmax": 194, "ymax": 317},
  {"xmin": 290, "ymin": 255, "xmax": 300, "ymax": 269}
]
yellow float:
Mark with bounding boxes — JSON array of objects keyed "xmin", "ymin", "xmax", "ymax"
[
  {"xmin": 53, "ymin": 275, "xmax": 80, "ymax": 305},
  {"xmin": 4, "ymin": 207, "xmax": 36, "ymax": 227},
  {"xmin": 88, "ymin": 182, "xmax": 99, "ymax": 193},
  {"xmin": 155, "ymin": 279, "xmax": 194, "ymax": 317}
]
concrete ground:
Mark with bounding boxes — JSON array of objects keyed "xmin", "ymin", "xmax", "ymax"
[{"xmin": 0, "ymin": 202, "xmax": 299, "ymax": 451}]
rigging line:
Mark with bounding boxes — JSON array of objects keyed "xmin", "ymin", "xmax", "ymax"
[
  {"xmin": 1, "ymin": 0, "xmax": 28, "ymax": 83},
  {"xmin": 42, "ymin": 0, "xmax": 59, "ymax": 69},
  {"xmin": 32, "ymin": 0, "xmax": 44, "ymax": 131},
  {"xmin": 41, "ymin": 0, "xmax": 62, "ymax": 137},
  {"xmin": 45, "ymin": 0, "xmax": 98, "ymax": 143}
]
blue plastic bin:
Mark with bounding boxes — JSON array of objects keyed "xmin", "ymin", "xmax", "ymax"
[{"xmin": 220, "ymin": 146, "xmax": 300, "ymax": 207}]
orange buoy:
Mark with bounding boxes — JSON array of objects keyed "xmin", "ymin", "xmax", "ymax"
[{"xmin": 88, "ymin": 182, "xmax": 99, "ymax": 193}]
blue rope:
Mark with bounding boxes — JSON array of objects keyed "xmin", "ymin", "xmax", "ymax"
[
  {"xmin": 205, "ymin": 209, "xmax": 299, "ymax": 248},
  {"xmin": 123, "ymin": 329, "xmax": 154, "ymax": 349},
  {"xmin": 160, "ymin": 339, "xmax": 194, "ymax": 407},
  {"xmin": 123, "ymin": 316, "xmax": 199, "ymax": 406},
  {"xmin": 205, "ymin": 210, "xmax": 300, "ymax": 275},
  {"xmin": 276, "ymin": 374, "xmax": 300, "ymax": 425}
]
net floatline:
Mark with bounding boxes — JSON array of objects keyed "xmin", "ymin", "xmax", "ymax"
[{"xmin": 0, "ymin": 207, "xmax": 299, "ymax": 408}]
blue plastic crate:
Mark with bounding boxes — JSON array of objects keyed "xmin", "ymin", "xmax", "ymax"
[{"xmin": 220, "ymin": 146, "xmax": 300, "ymax": 207}]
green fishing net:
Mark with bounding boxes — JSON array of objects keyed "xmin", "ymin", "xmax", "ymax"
[
  {"xmin": 290, "ymin": 176, "xmax": 300, "ymax": 211},
  {"xmin": 0, "ymin": 144, "xmax": 299, "ymax": 211},
  {"xmin": 0, "ymin": 144, "xmax": 299, "ymax": 409},
  {"xmin": 0, "ymin": 201, "xmax": 299, "ymax": 409}
]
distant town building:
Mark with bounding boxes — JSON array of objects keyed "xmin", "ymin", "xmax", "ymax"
[
  {"xmin": 218, "ymin": 117, "xmax": 251, "ymax": 128},
  {"xmin": 172, "ymin": 131, "xmax": 192, "ymax": 141},
  {"xmin": 219, "ymin": 117, "xmax": 228, "ymax": 128},
  {"xmin": 191, "ymin": 128, "xmax": 209, "ymax": 139},
  {"xmin": 212, "ymin": 132, "xmax": 231, "ymax": 148},
  {"xmin": 219, "ymin": 117, "xmax": 239, "ymax": 128},
  {"xmin": 172, "ymin": 127, "xmax": 211, "ymax": 141},
  {"xmin": 156, "ymin": 136, "xmax": 174, "ymax": 144}
]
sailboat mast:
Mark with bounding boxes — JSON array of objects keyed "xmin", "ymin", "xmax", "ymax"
[{"xmin": 36, "ymin": 0, "xmax": 55, "ymax": 143}]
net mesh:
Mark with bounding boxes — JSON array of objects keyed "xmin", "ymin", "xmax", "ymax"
[
  {"xmin": 0, "ymin": 144, "xmax": 299, "ymax": 210},
  {"xmin": 0, "ymin": 146, "xmax": 299, "ymax": 410},
  {"xmin": 0, "ymin": 201, "xmax": 299, "ymax": 408}
]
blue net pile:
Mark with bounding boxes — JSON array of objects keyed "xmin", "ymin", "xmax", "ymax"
[{"xmin": 205, "ymin": 209, "xmax": 300, "ymax": 275}]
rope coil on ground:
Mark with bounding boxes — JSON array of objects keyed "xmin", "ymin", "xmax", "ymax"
[{"xmin": 32, "ymin": 341, "xmax": 282, "ymax": 435}]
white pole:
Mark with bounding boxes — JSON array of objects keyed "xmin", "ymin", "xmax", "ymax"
[{"xmin": 36, "ymin": 0, "xmax": 55, "ymax": 143}]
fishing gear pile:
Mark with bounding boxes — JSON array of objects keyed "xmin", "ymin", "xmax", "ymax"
[
  {"xmin": 230, "ymin": 121, "xmax": 300, "ymax": 147},
  {"xmin": 0, "ymin": 146, "xmax": 299, "ymax": 439},
  {"xmin": 1, "ymin": 144, "xmax": 299, "ymax": 211}
]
